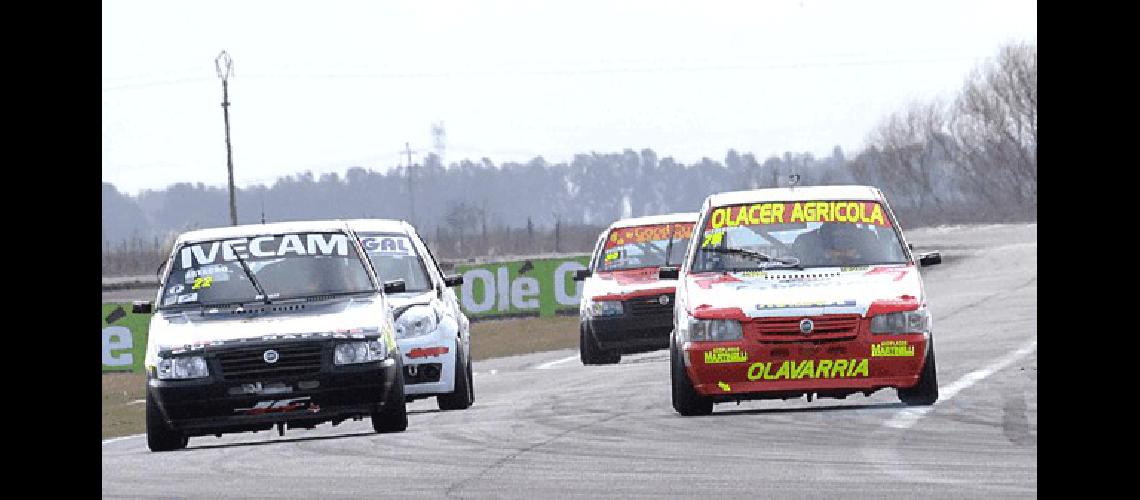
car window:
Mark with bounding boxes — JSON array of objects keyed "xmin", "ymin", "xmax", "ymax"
[
  {"xmin": 691, "ymin": 200, "xmax": 908, "ymax": 271},
  {"xmin": 160, "ymin": 232, "xmax": 374, "ymax": 308},
  {"xmin": 358, "ymin": 233, "xmax": 434, "ymax": 293},
  {"xmin": 597, "ymin": 222, "xmax": 694, "ymax": 272}
]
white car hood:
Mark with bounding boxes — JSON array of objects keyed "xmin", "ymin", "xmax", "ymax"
[
  {"xmin": 386, "ymin": 291, "xmax": 436, "ymax": 310},
  {"xmin": 145, "ymin": 297, "xmax": 387, "ymax": 364},
  {"xmin": 683, "ymin": 265, "xmax": 923, "ymax": 318},
  {"xmin": 581, "ymin": 267, "xmax": 677, "ymax": 300}
]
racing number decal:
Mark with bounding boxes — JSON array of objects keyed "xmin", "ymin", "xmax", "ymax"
[{"xmin": 192, "ymin": 276, "xmax": 214, "ymax": 290}]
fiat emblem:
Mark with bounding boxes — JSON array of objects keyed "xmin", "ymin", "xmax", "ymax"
[
  {"xmin": 799, "ymin": 318, "xmax": 814, "ymax": 334},
  {"xmin": 659, "ymin": 295, "xmax": 671, "ymax": 306},
  {"xmin": 263, "ymin": 349, "xmax": 280, "ymax": 364}
]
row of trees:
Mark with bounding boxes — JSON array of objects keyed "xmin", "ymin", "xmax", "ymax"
[{"xmin": 102, "ymin": 41, "xmax": 1035, "ymax": 274}]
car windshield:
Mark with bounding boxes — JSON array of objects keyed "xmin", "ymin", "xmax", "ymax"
[
  {"xmin": 691, "ymin": 200, "xmax": 908, "ymax": 272},
  {"xmin": 358, "ymin": 233, "xmax": 433, "ymax": 293},
  {"xmin": 159, "ymin": 232, "xmax": 374, "ymax": 308},
  {"xmin": 597, "ymin": 221, "xmax": 694, "ymax": 272}
]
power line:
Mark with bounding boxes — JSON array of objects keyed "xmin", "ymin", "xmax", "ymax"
[{"xmin": 102, "ymin": 55, "xmax": 981, "ymax": 91}]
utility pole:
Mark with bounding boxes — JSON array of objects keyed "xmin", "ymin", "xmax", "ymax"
[
  {"xmin": 215, "ymin": 50, "xmax": 238, "ymax": 226},
  {"xmin": 405, "ymin": 142, "xmax": 416, "ymax": 227}
]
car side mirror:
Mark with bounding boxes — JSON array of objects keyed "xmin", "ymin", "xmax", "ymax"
[
  {"xmin": 659, "ymin": 266, "xmax": 680, "ymax": 280},
  {"xmin": 918, "ymin": 251, "xmax": 942, "ymax": 267},
  {"xmin": 443, "ymin": 275, "xmax": 463, "ymax": 287},
  {"xmin": 573, "ymin": 269, "xmax": 592, "ymax": 281},
  {"xmin": 383, "ymin": 279, "xmax": 407, "ymax": 294},
  {"xmin": 132, "ymin": 301, "xmax": 153, "ymax": 314}
]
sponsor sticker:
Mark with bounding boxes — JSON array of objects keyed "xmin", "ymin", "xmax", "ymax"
[
  {"xmin": 704, "ymin": 346, "xmax": 749, "ymax": 364},
  {"xmin": 361, "ymin": 236, "xmax": 415, "ymax": 256},
  {"xmin": 871, "ymin": 340, "xmax": 915, "ymax": 357},
  {"xmin": 745, "ymin": 358, "xmax": 870, "ymax": 380},
  {"xmin": 706, "ymin": 201, "xmax": 890, "ymax": 229},
  {"xmin": 756, "ymin": 299, "xmax": 856, "ymax": 310},
  {"xmin": 606, "ymin": 222, "xmax": 694, "ymax": 248},
  {"xmin": 176, "ymin": 292, "xmax": 198, "ymax": 304},
  {"xmin": 180, "ymin": 233, "xmax": 349, "ymax": 268}
]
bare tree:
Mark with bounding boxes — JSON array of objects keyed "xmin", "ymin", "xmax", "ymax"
[{"xmin": 951, "ymin": 41, "xmax": 1037, "ymax": 211}]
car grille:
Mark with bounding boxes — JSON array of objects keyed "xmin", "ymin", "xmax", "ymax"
[
  {"xmin": 746, "ymin": 314, "xmax": 861, "ymax": 342},
  {"xmin": 627, "ymin": 294, "xmax": 674, "ymax": 317},
  {"xmin": 215, "ymin": 342, "xmax": 325, "ymax": 381}
]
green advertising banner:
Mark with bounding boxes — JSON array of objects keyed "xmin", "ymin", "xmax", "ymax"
[
  {"xmin": 102, "ymin": 303, "xmax": 149, "ymax": 372},
  {"xmin": 455, "ymin": 255, "xmax": 590, "ymax": 319}
]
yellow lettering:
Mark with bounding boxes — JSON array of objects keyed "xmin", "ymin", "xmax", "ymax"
[
  {"xmin": 831, "ymin": 359, "xmax": 848, "ymax": 378},
  {"xmin": 702, "ymin": 231, "xmax": 724, "ymax": 248},
  {"xmin": 774, "ymin": 361, "xmax": 790, "ymax": 380},
  {"xmin": 731, "ymin": 206, "xmax": 751, "ymax": 227},
  {"xmin": 710, "ymin": 209, "xmax": 727, "ymax": 228},
  {"xmin": 792, "ymin": 360, "xmax": 814, "ymax": 379},
  {"xmin": 853, "ymin": 359, "xmax": 869, "ymax": 377},
  {"xmin": 816, "ymin": 359, "xmax": 832, "ymax": 378},
  {"xmin": 747, "ymin": 362, "xmax": 766, "ymax": 381},
  {"xmin": 772, "ymin": 203, "xmax": 785, "ymax": 223},
  {"xmin": 790, "ymin": 203, "xmax": 804, "ymax": 223},
  {"xmin": 749, "ymin": 205, "xmax": 763, "ymax": 225},
  {"xmin": 870, "ymin": 204, "xmax": 885, "ymax": 226}
]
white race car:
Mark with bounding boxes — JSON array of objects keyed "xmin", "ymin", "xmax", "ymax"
[{"xmin": 345, "ymin": 219, "xmax": 474, "ymax": 410}]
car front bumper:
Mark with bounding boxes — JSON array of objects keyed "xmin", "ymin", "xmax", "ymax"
[{"xmin": 683, "ymin": 333, "xmax": 929, "ymax": 398}]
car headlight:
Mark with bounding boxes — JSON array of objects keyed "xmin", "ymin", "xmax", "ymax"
[
  {"xmin": 688, "ymin": 319, "xmax": 743, "ymax": 341},
  {"xmin": 587, "ymin": 300, "xmax": 623, "ymax": 317},
  {"xmin": 395, "ymin": 306, "xmax": 440, "ymax": 339},
  {"xmin": 870, "ymin": 308, "xmax": 931, "ymax": 335},
  {"xmin": 335, "ymin": 340, "xmax": 387, "ymax": 365},
  {"xmin": 157, "ymin": 356, "xmax": 209, "ymax": 380}
]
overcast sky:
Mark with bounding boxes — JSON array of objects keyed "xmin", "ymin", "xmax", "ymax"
[{"xmin": 102, "ymin": 0, "xmax": 1036, "ymax": 195}]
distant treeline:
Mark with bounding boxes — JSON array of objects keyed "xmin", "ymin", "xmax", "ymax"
[{"xmin": 102, "ymin": 41, "xmax": 1035, "ymax": 275}]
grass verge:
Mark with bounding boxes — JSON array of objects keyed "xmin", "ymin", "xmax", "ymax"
[{"xmin": 102, "ymin": 371, "xmax": 147, "ymax": 439}]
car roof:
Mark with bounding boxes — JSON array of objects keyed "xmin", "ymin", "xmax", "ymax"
[
  {"xmin": 607, "ymin": 212, "xmax": 699, "ymax": 231},
  {"xmin": 173, "ymin": 220, "xmax": 354, "ymax": 245},
  {"xmin": 705, "ymin": 185, "xmax": 886, "ymax": 208},
  {"xmin": 342, "ymin": 218, "xmax": 415, "ymax": 235}
]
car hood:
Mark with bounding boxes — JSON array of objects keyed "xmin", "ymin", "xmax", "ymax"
[
  {"xmin": 682, "ymin": 264, "xmax": 923, "ymax": 318},
  {"xmin": 582, "ymin": 267, "xmax": 677, "ymax": 301},
  {"xmin": 385, "ymin": 291, "xmax": 436, "ymax": 310},
  {"xmin": 145, "ymin": 296, "xmax": 389, "ymax": 365}
]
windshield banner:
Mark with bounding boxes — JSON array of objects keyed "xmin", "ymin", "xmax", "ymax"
[
  {"xmin": 179, "ymin": 233, "xmax": 350, "ymax": 268},
  {"xmin": 707, "ymin": 201, "xmax": 890, "ymax": 229},
  {"xmin": 606, "ymin": 222, "xmax": 693, "ymax": 248},
  {"xmin": 361, "ymin": 236, "xmax": 415, "ymax": 256}
]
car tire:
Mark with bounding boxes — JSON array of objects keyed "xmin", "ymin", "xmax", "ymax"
[
  {"xmin": 372, "ymin": 363, "xmax": 408, "ymax": 433},
  {"xmin": 898, "ymin": 337, "xmax": 939, "ymax": 406},
  {"xmin": 438, "ymin": 344, "xmax": 473, "ymax": 410},
  {"xmin": 580, "ymin": 323, "xmax": 621, "ymax": 365},
  {"xmin": 670, "ymin": 335, "xmax": 713, "ymax": 416},
  {"xmin": 146, "ymin": 391, "xmax": 188, "ymax": 452}
]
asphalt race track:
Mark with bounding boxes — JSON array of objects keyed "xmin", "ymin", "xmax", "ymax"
[{"xmin": 102, "ymin": 224, "xmax": 1037, "ymax": 499}]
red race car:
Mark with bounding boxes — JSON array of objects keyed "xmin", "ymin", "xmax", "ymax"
[{"xmin": 670, "ymin": 185, "xmax": 942, "ymax": 415}]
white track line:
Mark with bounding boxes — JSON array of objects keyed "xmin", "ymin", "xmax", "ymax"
[
  {"xmin": 102, "ymin": 434, "xmax": 143, "ymax": 446},
  {"xmin": 534, "ymin": 355, "xmax": 579, "ymax": 370},
  {"xmin": 885, "ymin": 336, "xmax": 1037, "ymax": 429}
]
